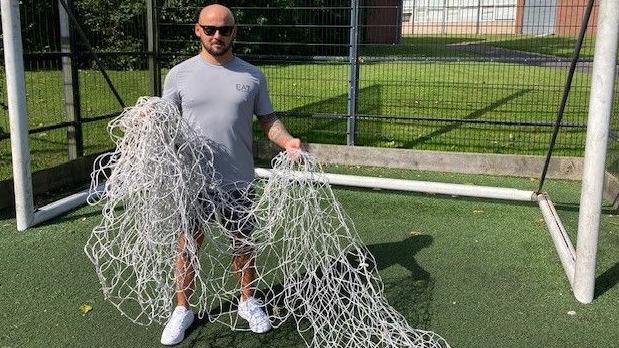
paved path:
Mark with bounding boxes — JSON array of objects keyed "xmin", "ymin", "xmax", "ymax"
[{"xmin": 447, "ymin": 42, "xmax": 594, "ymax": 73}]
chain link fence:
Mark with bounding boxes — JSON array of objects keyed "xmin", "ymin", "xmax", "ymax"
[{"xmin": 1, "ymin": 0, "xmax": 617, "ymax": 182}]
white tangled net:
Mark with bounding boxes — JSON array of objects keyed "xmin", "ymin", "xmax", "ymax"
[{"xmin": 85, "ymin": 97, "xmax": 449, "ymax": 347}]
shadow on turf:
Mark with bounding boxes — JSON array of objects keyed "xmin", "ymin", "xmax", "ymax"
[
  {"xmin": 37, "ymin": 209, "xmax": 103, "ymax": 226},
  {"xmin": 400, "ymin": 88, "xmax": 532, "ymax": 149},
  {"xmin": 180, "ymin": 235, "xmax": 437, "ymax": 346},
  {"xmin": 549, "ymin": 201, "xmax": 617, "ymax": 215},
  {"xmin": 367, "ymin": 235, "xmax": 437, "ymax": 329},
  {"xmin": 0, "ymin": 207, "xmax": 15, "ymax": 222},
  {"xmin": 595, "ymin": 261, "xmax": 619, "ymax": 299},
  {"xmin": 182, "ymin": 317, "xmax": 305, "ymax": 348}
]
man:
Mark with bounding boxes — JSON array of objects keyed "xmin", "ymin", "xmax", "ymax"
[{"xmin": 159, "ymin": 4, "xmax": 301, "ymax": 345}]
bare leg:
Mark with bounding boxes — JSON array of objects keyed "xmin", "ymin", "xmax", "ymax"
[
  {"xmin": 225, "ymin": 189, "xmax": 258, "ymax": 301},
  {"xmin": 232, "ymin": 250, "xmax": 256, "ymax": 301},
  {"xmin": 175, "ymin": 230, "xmax": 205, "ymax": 308}
]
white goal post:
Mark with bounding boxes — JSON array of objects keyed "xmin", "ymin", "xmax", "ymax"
[
  {"xmin": 572, "ymin": 0, "xmax": 619, "ymax": 303},
  {"xmin": 2, "ymin": 0, "xmax": 34, "ymax": 231}
]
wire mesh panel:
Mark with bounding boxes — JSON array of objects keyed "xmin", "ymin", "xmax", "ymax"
[
  {"xmin": 0, "ymin": 0, "xmax": 150, "ymax": 181},
  {"xmin": 72, "ymin": 0, "xmax": 150, "ymax": 154},
  {"xmin": 158, "ymin": 0, "xmax": 352, "ymax": 145},
  {"xmin": 357, "ymin": 0, "xmax": 598, "ymax": 156},
  {"xmin": 1, "ymin": 0, "xmax": 617, "ymax": 185},
  {"xmin": 0, "ymin": 1, "xmax": 70, "ymax": 180}
]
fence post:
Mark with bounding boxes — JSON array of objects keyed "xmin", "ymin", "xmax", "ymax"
[
  {"xmin": 442, "ymin": 0, "xmax": 448, "ymax": 34},
  {"xmin": 476, "ymin": 0, "xmax": 481, "ymax": 34},
  {"xmin": 410, "ymin": 0, "xmax": 416, "ymax": 34},
  {"xmin": 395, "ymin": 0, "xmax": 403, "ymax": 43},
  {"xmin": 58, "ymin": 0, "xmax": 83, "ymax": 159},
  {"xmin": 347, "ymin": 0, "xmax": 360, "ymax": 146},
  {"xmin": 146, "ymin": 0, "xmax": 161, "ymax": 96}
]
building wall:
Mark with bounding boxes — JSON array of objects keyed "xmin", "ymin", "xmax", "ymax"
[
  {"xmin": 514, "ymin": 0, "xmax": 599, "ymax": 35},
  {"xmin": 401, "ymin": 0, "xmax": 518, "ymax": 35},
  {"xmin": 402, "ymin": 20, "xmax": 516, "ymax": 35},
  {"xmin": 364, "ymin": 0, "xmax": 402, "ymax": 43},
  {"xmin": 401, "ymin": 0, "xmax": 598, "ymax": 36},
  {"xmin": 514, "ymin": 0, "xmax": 525, "ymax": 33},
  {"xmin": 554, "ymin": 0, "xmax": 599, "ymax": 35}
]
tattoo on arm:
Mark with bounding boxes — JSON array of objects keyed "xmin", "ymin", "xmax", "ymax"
[
  {"xmin": 268, "ymin": 120, "xmax": 293, "ymax": 144},
  {"xmin": 261, "ymin": 118, "xmax": 293, "ymax": 148}
]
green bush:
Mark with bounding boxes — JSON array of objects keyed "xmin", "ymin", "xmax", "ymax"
[
  {"xmin": 159, "ymin": 0, "xmax": 351, "ymax": 64},
  {"xmin": 9, "ymin": 0, "xmax": 352, "ymax": 71}
]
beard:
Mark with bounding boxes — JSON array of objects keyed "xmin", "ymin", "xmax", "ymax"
[{"xmin": 204, "ymin": 40, "xmax": 232, "ymax": 57}]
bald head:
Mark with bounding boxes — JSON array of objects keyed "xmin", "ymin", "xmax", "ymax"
[
  {"xmin": 195, "ymin": 4, "xmax": 237, "ymax": 63},
  {"xmin": 198, "ymin": 4, "xmax": 235, "ymax": 26}
]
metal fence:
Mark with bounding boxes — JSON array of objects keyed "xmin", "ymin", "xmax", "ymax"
[
  {"xmin": 0, "ymin": 0, "xmax": 150, "ymax": 180},
  {"xmin": 358, "ymin": 0, "xmax": 603, "ymax": 156},
  {"xmin": 1, "ymin": 0, "xmax": 617, "ymax": 182}
]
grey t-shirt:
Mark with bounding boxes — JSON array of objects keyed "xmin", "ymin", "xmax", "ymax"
[{"xmin": 162, "ymin": 55, "xmax": 275, "ymax": 188}]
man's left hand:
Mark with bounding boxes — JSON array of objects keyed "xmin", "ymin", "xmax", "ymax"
[
  {"xmin": 285, "ymin": 138, "xmax": 301, "ymax": 151},
  {"xmin": 285, "ymin": 138, "xmax": 302, "ymax": 159}
]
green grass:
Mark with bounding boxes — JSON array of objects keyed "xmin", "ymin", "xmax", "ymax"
[
  {"xmin": 360, "ymin": 36, "xmax": 483, "ymax": 57},
  {"xmin": 375, "ymin": 34, "xmax": 597, "ymax": 59},
  {"xmin": 0, "ymin": 166, "xmax": 617, "ymax": 347},
  {"xmin": 481, "ymin": 35, "xmax": 597, "ymax": 59},
  {"xmin": 260, "ymin": 61, "xmax": 592, "ymax": 154},
  {"xmin": 0, "ymin": 68, "xmax": 151, "ymax": 180}
]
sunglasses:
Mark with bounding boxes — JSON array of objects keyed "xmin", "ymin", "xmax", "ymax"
[{"xmin": 199, "ymin": 25, "xmax": 234, "ymax": 36}]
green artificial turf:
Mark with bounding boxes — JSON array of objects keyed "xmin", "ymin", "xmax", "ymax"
[{"xmin": 0, "ymin": 166, "xmax": 617, "ymax": 347}]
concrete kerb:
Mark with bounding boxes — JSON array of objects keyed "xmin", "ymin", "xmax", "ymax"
[{"xmin": 256, "ymin": 142, "xmax": 584, "ymax": 180}]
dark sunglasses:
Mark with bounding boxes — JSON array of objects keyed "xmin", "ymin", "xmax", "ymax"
[{"xmin": 199, "ymin": 25, "xmax": 234, "ymax": 36}]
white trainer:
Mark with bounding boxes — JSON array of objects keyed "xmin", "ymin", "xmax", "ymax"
[
  {"xmin": 237, "ymin": 297, "xmax": 272, "ymax": 333},
  {"xmin": 160, "ymin": 306, "xmax": 194, "ymax": 345}
]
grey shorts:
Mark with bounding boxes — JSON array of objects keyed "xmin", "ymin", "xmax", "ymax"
[{"xmin": 200, "ymin": 188, "xmax": 256, "ymax": 241}]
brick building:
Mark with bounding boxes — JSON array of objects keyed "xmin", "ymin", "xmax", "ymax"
[
  {"xmin": 515, "ymin": 0, "xmax": 599, "ymax": 35},
  {"xmin": 394, "ymin": 0, "xmax": 599, "ymax": 38}
]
